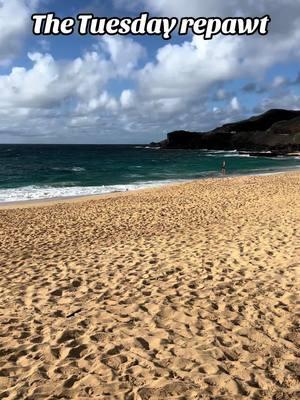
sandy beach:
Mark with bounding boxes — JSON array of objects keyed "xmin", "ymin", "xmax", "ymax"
[{"xmin": 0, "ymin": 172, "xmax": 299, "ymax": 400}]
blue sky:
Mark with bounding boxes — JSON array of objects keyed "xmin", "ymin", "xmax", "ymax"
[{"xmin": 0, "ymin": 0, "xmax": 300, "ymax": 143}]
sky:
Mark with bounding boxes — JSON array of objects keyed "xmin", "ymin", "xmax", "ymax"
[{"xmin": 0, "ymin": 0, "xmax": 300, "ymax": 144}]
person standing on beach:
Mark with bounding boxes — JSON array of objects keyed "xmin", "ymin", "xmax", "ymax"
[{"xmin": 221, "ymin": 160, "xmax": 226, "ymax": 175}]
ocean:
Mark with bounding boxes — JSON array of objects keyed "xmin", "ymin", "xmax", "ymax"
[{"xmin": 0, "ymin": 144, "xmax": 299, "ymax": 203}]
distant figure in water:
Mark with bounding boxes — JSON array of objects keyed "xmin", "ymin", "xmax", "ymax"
[{"xmin": 221, "ymin": 160, "xmax": 226, "ymax": 175}]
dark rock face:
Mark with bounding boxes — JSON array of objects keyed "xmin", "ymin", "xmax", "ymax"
[{"xmin": 156, "ymin": 109, "xmax": 300, "ymax": 153}]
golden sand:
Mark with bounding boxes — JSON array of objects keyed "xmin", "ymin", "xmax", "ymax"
[{"xmin": 0, "ymin": 173, "xmax": 299, "ymax": 400}]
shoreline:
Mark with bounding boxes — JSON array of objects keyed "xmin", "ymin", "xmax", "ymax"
[{"xmin": 0, "ymin": 168, "xmax": 298, "ymax": 209}]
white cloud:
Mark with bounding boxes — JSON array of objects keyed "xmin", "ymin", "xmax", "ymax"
[
  {"xmin": 113, "ymin": 0, "xmax": 300, "ymax": 136},
  {"xmin": 137, "ymin": 35, "xmax": 241, "ymax": 100},
  {"xmin": 272, "ymin": 76, "xmax": 287, "ymax": 88},
  {"xmin": 0, "ymin": 35, "xmax": 147, "ymax": 142},
  {"xmin": 100, "ymin": 36, "xmax": 145, "ymax": 77},
  {"xmin": 230, "ymin": 97, "xmax": 240, "ymax": 111},
  {"xmin": 117, "ymin": 0, "xmax": 231, "ymax": 16},
  {"xmin": 0, "ymin": 36, "xmax": 144, "ymax": 110},
  {"xmin": 120, "ymin": 89, "xmax": 135, "ymax": 109},
  {"xmin": 76, "ymin": 91, "xmax": 119, "ymax": 113},
  {"xmin": 134, "ymin": 25, "xmax": 300, "ymax": 102},
  {"xmin": 0, "ymin": 0, "xmax": 37, "ymax": 65},
  {"xmin": 0, "ymin": 51, "xmax": 110, "ymax": 108},
  {"xmin": 131, "ymin": 0, "xmax": 300, "ymax": 28}
]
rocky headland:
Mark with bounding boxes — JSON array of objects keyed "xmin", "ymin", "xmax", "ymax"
[{"xmin": 151, "ymin": 109, "xmax": 300, "ymax": 156}]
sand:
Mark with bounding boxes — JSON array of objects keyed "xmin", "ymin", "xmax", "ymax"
[{"xmin": 0, "ymin": 172, "xmax": 299, "ymax": 400}]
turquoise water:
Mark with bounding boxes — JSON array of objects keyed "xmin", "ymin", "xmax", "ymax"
[{"xmin": 0, "ymin": 144, "xmax": 299, "ymax": 202}]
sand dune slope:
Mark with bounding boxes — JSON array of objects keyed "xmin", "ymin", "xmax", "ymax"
[{"xmin": 0, "ymin": 173, "xmax": 299, "ymax": 399}]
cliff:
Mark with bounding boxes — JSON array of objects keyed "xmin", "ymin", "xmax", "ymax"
[{"xmin": 155, "ymin": 109, "xmax": 300, "ymax": 153}]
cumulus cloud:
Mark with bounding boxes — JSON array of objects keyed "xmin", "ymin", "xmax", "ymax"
[
  {"xmin": 0, "ymin": 0, "xmax": 37, "ymax": 65},
  {"xmin": 0, "ymin": 35, "xmax": 148, "ymax": 142},
  {"xmin": 130, "ymin": 0, "xmax": 300, "ymax": 29},
  {"xmin": 105, "ymin": 0, "xmax": 300, "ymax": 141},
  {"xmin": 0, "ymin": 36, "xmax": 144, "ymax": 110},
  {"xmin": 272, "ymin": 76, "xmax": 288, "ymax": 88},
  {"xmin": 134, "ymin": 22, "xmax": 300, "ymax": 101},
  {"xmin": 120, "ymin": 89, "xmax": 135, "ymax": 109},
  {"xmin": 230, "ymin": 97, "xmax": 240, "ymax": 111},
  {"xmin": 99, "ymin": 36, "xmax": 146, "ymax": 77},
  {"xmin": 137, "ymin": 35, "xmax": 245, "ymax": 101},
  {"xmin": 0, "ymin": 51, "xmax": 110, "ymax": 108},
  {"xmin": 116, "ymin": 0, "xmax": 300, "ymax": 98}
]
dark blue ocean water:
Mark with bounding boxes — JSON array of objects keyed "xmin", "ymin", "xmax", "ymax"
[{"xmin": 0, "ymin": 144, "xmax": 299, "ymax": 202}]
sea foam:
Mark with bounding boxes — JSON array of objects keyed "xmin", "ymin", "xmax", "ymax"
[{"xmin": 0, "ymin": 180, "xmax": 186, "ymax": 203}]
